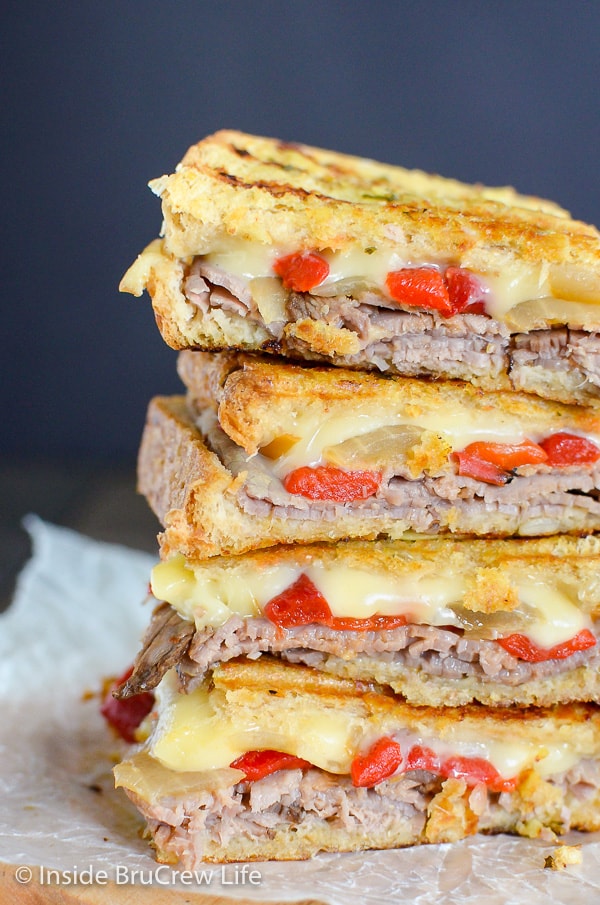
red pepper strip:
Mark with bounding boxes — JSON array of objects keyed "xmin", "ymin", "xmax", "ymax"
[
  {"xmin": 230, "ymin": 750, "xmax": 311, "ymax": 782},
  {"xmin": 273, "ymin": 251, "xmax": 329, "ymax": 291},
  {"xmin": 351, "ymin": 737, "xmax": 404, "ymax": 787},
  {"xmin": 386, "ymin": 267, "xmax": 452, "ymax": 316},
  {"xmin": 452, "ymin": 450, "xmax": 511, "ymax": 486},
  {"xmin": 263, "ymin": 573, "xmax": 332, "ymax": 628},
  {"xmin": 442, "ymin": 755, "xmax": 517, "ymax": 793},
  {"xmin": 453, "ymin": 439, "xmax": 548, "ymax": 486},
  {"xmin": 539, "ymin": 432, "xmax": 600, "ymax": 466},
  {"xmin": 100, "ymin": 666, "xmax": 155, "ymax": 744},
  {"xmin": 461, "ymin": 440, "xmax": 548, "ymax": 469},
  {"xmin": 283, "ymin": 465, "xmax": 382, "ymax": 502},
  {"xmin": 445, "ymin": 267, "xmax": 488, "ymax": 315},
  {"xmin": 264, "ymin": 573, "xmax": 408, "ymax": 632},
  {"xmin": 351, "ymin": 740, "xmax": 517, "ymax": 791},
  {"xmin": 328, "ymin": 614, "xmax": 408, "ymax": 632},
  {"xmin": 404, "ymin": 745, "xmax": 515, "ymax": 790},
  {"xmin": 404, "ymin": 744, "xmax": 439, "ymax": 773},
  {"xmin": 497, "ymin": 628, "xmax": 597, "ymax": 663}
]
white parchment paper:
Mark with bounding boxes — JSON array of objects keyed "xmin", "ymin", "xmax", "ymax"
[{"xmin": 2, "ymin": 516, "xmax": 600, "ymax": 904}]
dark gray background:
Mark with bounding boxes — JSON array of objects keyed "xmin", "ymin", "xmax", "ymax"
[{"xmin": 4, "ymin": 1, "xmax": 600, "ymax": 464}]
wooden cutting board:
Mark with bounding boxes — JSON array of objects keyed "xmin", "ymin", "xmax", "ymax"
[{"xmin": 0, "ymin": 863, "xmax": 325, "ymax": 905}]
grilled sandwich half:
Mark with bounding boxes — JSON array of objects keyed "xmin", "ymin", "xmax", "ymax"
[
  {"xmin": 114, "ymin": 658, "xmax": 600, "ymax": 864},
  {"xmin": 138, "ymin": 352, "xmax": 600, "ymax": 557},
  {"xmin": 121, "ymin": 130, "xmax": 600, "ymax": 404},
  {"xmin": 119, "ymin": 533, "xmax": 600, "ymax": 709}
]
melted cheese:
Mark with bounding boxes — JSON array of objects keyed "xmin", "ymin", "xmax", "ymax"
[
  {"xmin": 151, "ymin": 555, "xmax": 592, "ymax": 648},
  {"xmin": 149, "ymin": 671, "xmax": 581, "ymax": 780},
  {"xmin": 151, "ymin": 672, "xmax": 360, "ymax": 774},
  {"xmin": 202, "ymin": 242, "xmax": 599, "ymax": 324},
  {"xmin": 151, "ymin": 555, "xmax": 296, "ymax": 627},
  {"xmin": 264, "ymin": 408, "xmax": 562, "ymax": 476},
  {"xmin": 516, "ymin": 579, "xmax": 588, "ymax": 648}
]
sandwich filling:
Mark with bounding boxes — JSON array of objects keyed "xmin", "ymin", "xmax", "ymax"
[
  {"xmin": 189, "ymin": 243, "xmax": 600, "ymax": 328},
  {"xmin": 123, "ymin": 238, "xmax": 600, "ymax": 403},
  {"xmin": 197, "ymin": 404, "xmax": 600, "ymax": 538},
  {"xmin": 118, "ymin": 538, "xmax": 600, "ymax": 707}
]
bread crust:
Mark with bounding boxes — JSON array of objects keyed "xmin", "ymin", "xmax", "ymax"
[
  {"xmin": 148, "ymin": 130, "xmax": 600, "ymax": 275},
  {"xmin": 176, "ymin": 350, "xmax": 600, "ymax": 455},
  {"xmin": 212, "ymin": 657, "xmax": 600, "ymax": 742}
]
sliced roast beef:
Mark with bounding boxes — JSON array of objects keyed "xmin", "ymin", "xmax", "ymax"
[
  {"xmin": 203, "ymin": 420, "xmax": 600, "ymax": 536},
  {"xmin": 119, "ymin": 604, "xmax": 600, "ymax": 700},
  {"xmin": 184, "ymin": 263, "xmax": 600, "ymax": 396},
  {"xmin": 134, "ymin": 756, "xmax": 600, "ymax": 868},
  {"xmin": 143, "ymin": 767, "xmax": 430, "ymax": 865}
]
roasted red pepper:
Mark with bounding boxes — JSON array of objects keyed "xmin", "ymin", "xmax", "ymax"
[
  {"xmin": 327, "ymin": 614, "xmax": 408, "ymax": 632},
  {"xmin": 385, "ymin": 267, "xmax": 452, "ymax": 316},
  {"xmin": 283, "ymin": 465, "xmax": 382, "ymax": 501},
  {"xmin": 230, "ymin": 749, "xmax": 311, "ymax": 781},
  {"xmin": 454, "ymin": 439, "xmax": 548, "ymax": 485},
  {"xmin": 497, "ymin": 628, "xmax": 597, "ymax": 662},
  {"xmin": 100, "ymin": 666, "xmax": 155, "ymax": 744},
  {"xmin": 404, "ymin": 744, "xmax": 439, "ymax": 773},
  {"xmin": 385, "ymin": 266, "xmax": 489, "ymax": 317},
  {"xmin": 273, "ymin": 251, "xmax": 329, "ymax": 291},
  {"xmin": 452, "ymin": 450, "xmax": 511, "ymax": 486},
  {"xmin": 539, "ymin": 432, "xmax": 600, "ymax": 466},
  {"xmin": 351, "ymin": 737, "xmax": 404, "ymax": 787},
  {"xmin": 351, "ymin": 739, "xmax": 517, "ymax": 791},
  {"xmin": 441, "ymin": 755, "xmax": 517, "ymax": 793},
  {"xmin": 461, "ymin": 440, "xmax": 548, "ymax": 469},
  {"xmin": 264, "ymin": 573, "xmax": 407, "ymax": 632},
  {"xmin": 444, "ymin": 267, "xmax": 488, "ymax": 315},
  {"xmin": 263, "ymin": 573, "xmax": 332, "ymax": 628}
]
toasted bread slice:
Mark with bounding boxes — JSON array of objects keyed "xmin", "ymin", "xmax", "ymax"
[
  {"xmin": 119, "ymin": 533, "xmax": 600, "ymax": 708},
  {"xmin": 120, "ymin": 131, "xmax": 600, "ymax": 403},
  {"xmin": 114, "ymin": 658, "xmax": 600, "ymax": 864},
  {"xmin": 176, "ymin": 350, "xmax": 600, "ymax": 455},
  {"xmin": 141, "ymin": 130, "xmax": 587, "ymax": 260}
]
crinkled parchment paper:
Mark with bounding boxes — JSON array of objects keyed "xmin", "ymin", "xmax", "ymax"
[{"xmin": 2, "ymin": 517, "xmax": 600, "ymax": 904}]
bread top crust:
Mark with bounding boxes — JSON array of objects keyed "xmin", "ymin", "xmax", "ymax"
[
  {"xmin": 177, "ymin": 350, "xmax": 600, "ymax": 454},
  {"xmin": 213, "ymin": 657, "xmax": 600, "ymax": 747},
  {"xmin": 149, "ymin": 130, "xmax": 600, "ymax": 273}
]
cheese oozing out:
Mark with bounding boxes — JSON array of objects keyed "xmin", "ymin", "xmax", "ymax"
[
  {"xmin": 148, "ymin": 669, "xmax": 583, "ymax": 780},
  {"xmin": 151, "ymin": 554, "xmax": 592, "ymax": 649},
  {"xmin": 201, "ymin": 241, "xmax": 600, "ymax": 324}
]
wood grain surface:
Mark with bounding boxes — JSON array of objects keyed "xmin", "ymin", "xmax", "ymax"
[{"xmin": 0, "ymin": 862, "xmax": 325, "ymax": 905}]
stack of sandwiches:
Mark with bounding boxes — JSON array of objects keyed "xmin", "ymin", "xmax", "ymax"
[{"xmin": 110, "ymin": 130, "xmax": 600, "ymax": 865}]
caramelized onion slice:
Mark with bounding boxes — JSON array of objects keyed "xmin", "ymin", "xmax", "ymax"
[
  {"xmin": 504, "ymin": 296, "xmax": 600, "ymax": 331},
  {"xmin": 323, "ymin": 425, "xmax": 451, "ymax": 477},
  {"xmin": 549, "ymin": 264, "xmax": 600, "ymax": 305},
  {"xmin": 250, "ymin": 277, "xmax": 288, "ymax": 324},
  {"xmin": 311, "ymin": 277, "xmax": 381, "ymax": 298},
  {"xmin": 449, "ymin": 603, "xmax": 538, "ymax": 640},
  {"xmin": 114, "ymin": 751, "xmax": 243, "ymax": 802}
]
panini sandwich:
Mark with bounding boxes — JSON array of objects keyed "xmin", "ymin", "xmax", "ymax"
[
  {"xmin": 118, "ymin": 534, "xmax": 600, "ymax": 709},
  {"xmin": 138, "ymin": 352, "xmax": 600, "ymax": 558},
  {"xmin": 121, "ymin": 130, "xmax": 600, "ymax": 405},
  {"xmin": 114, "ymin": 658, "xmax": 600, "ymax": 865},
  {"xmin": 110, "ymin": 130, "xmax": 600, "ymax": 868}
]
